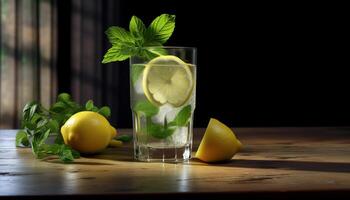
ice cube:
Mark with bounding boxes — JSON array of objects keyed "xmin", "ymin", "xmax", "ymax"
[
  {"xmin": 171, "ymin": 127, "xmax": 188, "ymax": 147},
  {"xmin": 151, "ymin": 104, "xmax": 180, "ymax": 124},
  {"xmin": 133, "ymin": 76, "xmax": 144, "ymax": 95}
]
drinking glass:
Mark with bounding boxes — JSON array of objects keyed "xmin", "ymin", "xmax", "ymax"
[{"xmin": 130, "ymin": 47, "xmax": 197, "ymax": 162}]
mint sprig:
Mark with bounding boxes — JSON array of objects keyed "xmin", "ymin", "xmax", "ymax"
[
  {"xmin": 129, "ymin": 16, "xmax": 146, "ymax": 39},
  {"xmin": 16, "ymin": 93, "xmax": 111, "ymax": 162},
  {"xmin": 168, "ymin": 105, "xmax": 192, "ymax": 127},
  {"xmin": 102, "ymin": 14, "xmax": 175, "ymax": 63},
  {"xmin": 132, "ymin": 100, "xmax": 192, "ymax": 139},
  {"xmin": 133, "ymin": 100, "xmax": 159, "ymax": 117},
  {"xmin": 144, "ymin": 14, "xmax": 176, "ymax": 45}
]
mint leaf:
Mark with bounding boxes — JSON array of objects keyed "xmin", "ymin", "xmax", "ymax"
[
  {"xmin": 145, "ymin": 14, "xmax": 175, "ymax": 44},
  {"xmin": 44, "ymin": 144, "xmax": 80, "ymax": 162},
  {"xmin": 58, "ymin": 93, "xmax": 71, "ymax": 102},
  {"xmin": 129, "ymin": 15, "xmax": 146, "ymax": 38},
  {"xmin": 147, "ymin": 118, "xmax": 175, "ymax": 139},
  {"xmin": 136, "ymin": 46, "xmax": 168, "ymax": 61},
  {"xmin": 85, "ymin": 100, "xmax": 94, "ymax": 110},
  {"xmin": 144, "ymin": 46, "xmax": 168, "ymax": 56},
  {"xmin": 46, "ymin": 119, "xmax": 59, "ymax": 134},
  {"xmin": 29, "ymin": 104, "xmax": 38, "ymax": 119},
  {"xmin": 105, "ymin": 26, "xmax": 134, "ymax": 45},
  {"xmin": 170, "ymin": 105, "xmax": 192, "ymax": 126},
  {"xmin": 16, "ymin": 130, "xmax": 30, "ymax": 147},
  {"xmin": 98, "ymin": 106, "xmax": 111, "ymax": 118},
  {"xmin": 131, "ymin": 64, "xmax": 145, "ymax": 86},
  {"xmin": 133, "ymin": 101, "xmax": 159, "ymax": 117},
  {"xmin": 102, "ymin": 45, "xmax": 131, "ymax": 63},
  {"xmin": 116, "ymin": 135, "xmax": 133, "ymax": 142},
  {"xmin": 59, "ymin": 148, "xmax": 75, "ymax": 162},
  {"xmin": 50, "ymin": 101, "xmax": 66, "ymax": 113}
]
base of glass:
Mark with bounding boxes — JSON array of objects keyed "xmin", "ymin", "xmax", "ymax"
[{"xmin": 134, "ymin": 143, "xmax": 191, "ymax": 162}]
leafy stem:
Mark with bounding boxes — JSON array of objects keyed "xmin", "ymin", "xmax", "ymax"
[
  {"xmin": 16, "ymin": 93, "xmax": 111, "ymax": 162},
  {"xmin": 102, "ymin": 14, "xmax": 175, "ymax": 63}
]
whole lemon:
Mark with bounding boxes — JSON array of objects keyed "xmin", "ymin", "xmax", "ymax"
[{"xmin": 61, "ymin": 111, "xmax": 117, "ymax": 153}]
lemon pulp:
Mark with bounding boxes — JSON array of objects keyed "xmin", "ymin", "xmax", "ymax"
[{"xmin": 142, "ymin": 55, "xmax": 194, "ymax": 107}]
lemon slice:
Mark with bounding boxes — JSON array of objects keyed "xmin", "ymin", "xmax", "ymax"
[
  {"xmin": 195, "ymin": 118, "xmax": 242, "ymax": 162},
  {"xmin": 142, "ymin": 55, "xmax": 193, "ymax": 107}
]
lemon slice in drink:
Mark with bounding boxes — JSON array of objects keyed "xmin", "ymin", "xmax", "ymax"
[{"xmin": 142, "ymin": 55, "xmax": 194, "ymax": 107}]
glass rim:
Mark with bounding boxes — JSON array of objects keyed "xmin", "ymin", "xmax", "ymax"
[{"xmin": 144, "ymin": 46, "xmax": 197, "ymax": 51}]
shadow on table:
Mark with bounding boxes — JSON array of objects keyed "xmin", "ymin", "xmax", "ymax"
[
  {"xmin": 41, "ymin": 147, "xmax": 135, "ymax": 164},
  {"xmin": 191, "ymin": 158, "xmax": 350, "ymax": 173}
]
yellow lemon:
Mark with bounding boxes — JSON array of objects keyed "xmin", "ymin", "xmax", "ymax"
[
  {"xmin": 142, "ymin": 55, "xmax": 194, "ymax": 107},
  {"xmin": 195, "ymin": 118, "xmax": 242, "ymax": 162},
  {"xmin": 61, "ymin": 111, "xmax": 117, "ymax": 153}
]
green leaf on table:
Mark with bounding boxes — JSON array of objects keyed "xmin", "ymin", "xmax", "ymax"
[
  {"xmin": 59, "ymin": 148, "xmax": 75, "ymax": 162},
  {"xmin": 22, "ymin": 102, "xmax": 37, "ymax": 120},
  {"xmin": 54, "ymin": 133, "xmax": 64, "ymax": 144},
  {"xmin": 16, "ymin": 92, "xmax": 112, "ymax": 162},
  {"xmin": 29, "ymin": 104, "xmax": 38, "ymax": 119},
  {"xmin": 36, "ymin": 119, "xmax": 48, "ymax": 129},
  {"xmin": 129, "ymin": 15, "xmax": 146, "ymax": 38},
  {"xmin": 45, "ymin": 144, "xmax": 80, "ymax": 162},
  {"xmin": 133, "ymin": 101, "xmax": 159, "ymax": 117},
  {"xmin": 16, "ymin": 130, "xmax": 30, "ymax": 147},
  {"xmin": 23, "ymin": 121, "xmax": 37, "ymax": 130},
  {"xmin": 31, "ymin": 113, "xmax": 42, "ymax": 124},
  {"xmin": 131, "ymin": 64, "xmax": 145, "ymax": 86},
  {"xmin": 58, "ymin": 93, "xmax": 71, "ymax": 102},
  {"xmin": 98, "ymin": 106, "xmax": 111, "ymax": 118},
  {"xmin": 144, "ymin": 14, "xmax": 175, "ymax": 44},
  {"xmin": 50, "ymin": 101, "xmax": 66, "ymax": 112},
  {"xmin": 116, "ymin": 135, "xmax": 133, "ymax": 142},
  {"xmin": 169, "ymin": 105, "xmax": 192, "ymax": 127},
  {"xmin": 85, "ymin": 100, "xmax": 94, "ymax": 110},
  {"xmin": 38, "ymin": 129, "xmax": 51, "ymax": 146},
  {"xmin": 46, "ymin": 119, "xmax": 59, "ymax": 134}
]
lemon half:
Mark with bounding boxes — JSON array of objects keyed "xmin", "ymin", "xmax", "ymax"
[
  {"xmin": 195, "ymin": 118, "xmax": 242, "ymax": 162},
  {"xmin": 142, "ymin": 55, "xmax": 194, "ymax": 107}
]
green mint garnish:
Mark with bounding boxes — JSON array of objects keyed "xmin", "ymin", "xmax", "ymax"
[
  {"xmin": 16, "ymin": 130, "xmax": 29, "ymax": 147},
  {"xmin": 146, "ymin": 118, "xmax": 175, "ymax": 139},
  {"xmin": 133, "ymin": 100, "xmax": 192, "ymax": 139},
  {"xmin": 102, "ymin": 14, "xmax": 175, "ymax": 63},
  {"xmin": 169, "ymin": 105, "xmax": 192, "ymax": 127},
  {"xmin": 144, "ymin": 14, "xmax": 176, "ymax": 45},
  {"xmin": 129, "ymin": 16, "xmax": 146, "ymax": 39},
  {"xmin": 116, "ymin": 135, "xmax": 133, "ymax": 142},
  {"xmin": 132, "ymin": 100, "xmax": 159, "ymax": 117}
]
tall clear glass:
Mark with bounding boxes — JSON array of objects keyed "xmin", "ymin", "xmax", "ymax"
[{"xmin": 130, "ymin": 47, "xmax": 197, "ymax": 162}]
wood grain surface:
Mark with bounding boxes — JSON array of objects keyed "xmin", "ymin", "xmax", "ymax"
[{"xmin": 0, "ymin": 127, "xmax": 350, "ymax": 199}]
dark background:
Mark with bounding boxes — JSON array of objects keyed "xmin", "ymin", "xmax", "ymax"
[{"xmin": 57, "ymin": 0, "xmax": 349, "ymax": 128}]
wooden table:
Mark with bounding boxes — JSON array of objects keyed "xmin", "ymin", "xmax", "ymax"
[{"xmin": 1, "ymin": 128, "xmax": 350, "ymax": 199}]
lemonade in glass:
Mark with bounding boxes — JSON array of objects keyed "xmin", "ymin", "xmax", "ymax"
[{"xmin": 130, "ymin": 47, "xmax": 196, "ymax": 162}]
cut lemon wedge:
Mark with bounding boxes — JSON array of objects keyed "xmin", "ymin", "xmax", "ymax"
[
  {"xmin": 142, "ymin": 55, "xmax": 194, "ymax": 107},
  {"xmin": 195, "ymin": 118, "xmax": 242, "ymax": 162}
]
